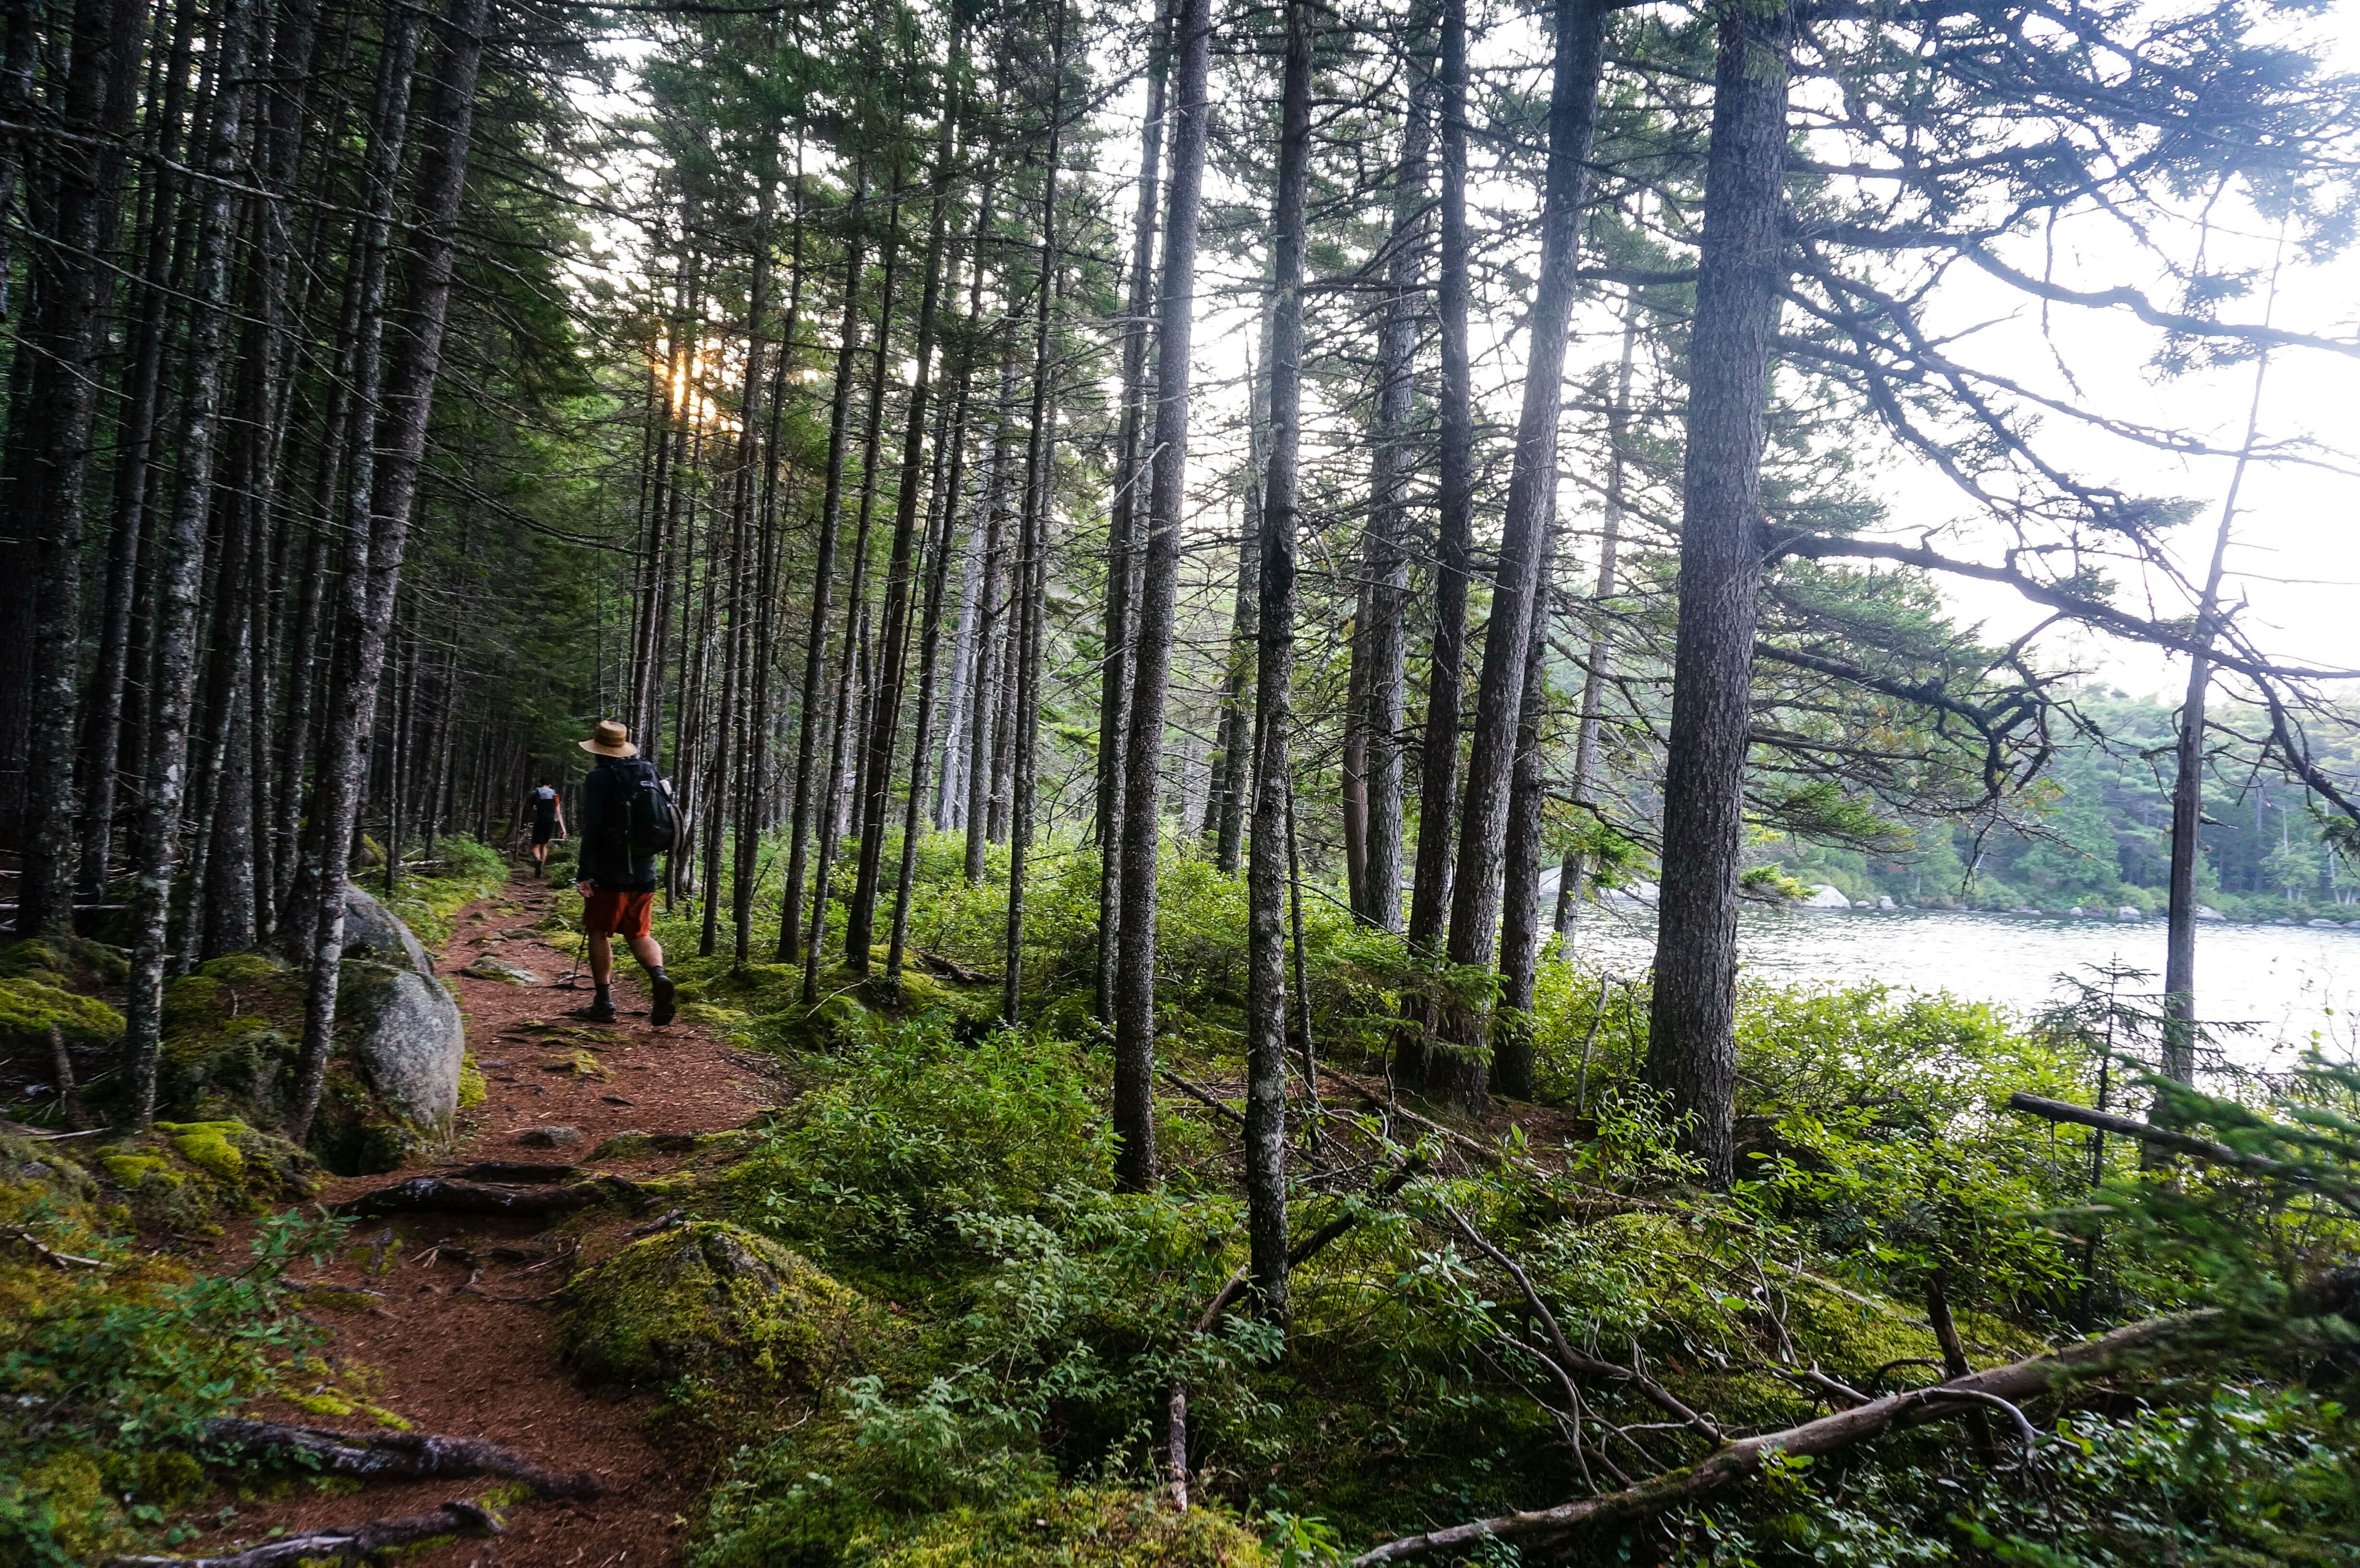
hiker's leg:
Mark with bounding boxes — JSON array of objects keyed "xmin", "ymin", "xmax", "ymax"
[
  {"xmin": 587, "ymin": 932, "xmax": 614, "ymax": 988},
  {"xmin": 627, "ymin": 923, "xmax": 675, "ymax": 1025}
]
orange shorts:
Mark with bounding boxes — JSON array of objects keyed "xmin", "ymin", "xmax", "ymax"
[{"xmin": 581, "ymin": 888, "xmax": 655, "ymax": 938}]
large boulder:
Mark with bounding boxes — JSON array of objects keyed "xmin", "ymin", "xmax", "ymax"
[
  {"xmin": 312, "ymin": 884, "xmax": 463, "ymax": 1171},
  {"xmin": 343, "ymin": 882, "xmax": 435, "ymax": 975},
  {"xmin": 334, "ymin": 959, "xmax": 465, "ymax": 1152}
]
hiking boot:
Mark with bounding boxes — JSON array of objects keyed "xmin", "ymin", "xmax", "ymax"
[
  {"xmin": 649, "ymin": 971, "xmax": 677, "ymax": 1028},
  {"xmin": 581, "ymin": 995, "xmax": 617, "ymax": 1024}
]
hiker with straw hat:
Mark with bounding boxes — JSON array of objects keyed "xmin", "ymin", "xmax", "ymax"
[{"xmin": 573, "ymin": 719, "xmax": 678, "ymax": 1026}]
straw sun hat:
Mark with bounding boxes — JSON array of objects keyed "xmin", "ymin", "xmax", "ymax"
[{"xmin": 578, "ymin": 719, "xmax": 640, "ymax": 758}]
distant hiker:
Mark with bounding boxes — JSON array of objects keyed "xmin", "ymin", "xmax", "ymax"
[
  {"xmin": 573, "ymin": 720, "xmax": 678, "ymax": 1027},
  {"xmin": 528, "ymin": 777, "xmax": 567, "ymax": 878}
]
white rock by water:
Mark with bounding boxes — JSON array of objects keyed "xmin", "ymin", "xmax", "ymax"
[
  {"xmin": 1803, "ymin": 884, "xmax": 1851, "ymax": 909},
  {"xmin": 2116, "ymin": 906, "xmax": 2143, "ymax": 920}
]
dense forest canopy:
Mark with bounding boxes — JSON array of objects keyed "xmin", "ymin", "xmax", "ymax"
[{"xmin": 7, "ymin": 0, "xmax": 2360, "ymax": 1558}]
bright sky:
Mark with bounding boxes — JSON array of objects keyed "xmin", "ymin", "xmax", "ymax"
[{"xmin": 580, "ymin": 1, "xmax": 2360, "ymax": 718}]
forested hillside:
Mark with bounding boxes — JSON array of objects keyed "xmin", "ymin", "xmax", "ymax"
[{"xmin": 7, "ymin": 0, "xmax": 2360, "ymax": 1559}]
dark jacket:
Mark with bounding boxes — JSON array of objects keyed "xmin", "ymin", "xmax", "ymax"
[{"xmin": 579, "ymin": 756, "xmax": 660, "ymax": 892}]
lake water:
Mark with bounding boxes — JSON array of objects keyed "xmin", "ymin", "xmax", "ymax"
[{"xmin": 1563, "ymin": 904, "xmax": 2360, "ymax": 1064}]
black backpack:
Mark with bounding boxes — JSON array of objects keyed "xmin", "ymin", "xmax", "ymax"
[{"xmin": 612, "ymin": 759, "xmax": 678, "ymax": 857}]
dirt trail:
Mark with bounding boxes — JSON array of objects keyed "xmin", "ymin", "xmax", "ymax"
[{"xmin": 187, "ymin": 871, "xmax": 774, "ymax": 1567}]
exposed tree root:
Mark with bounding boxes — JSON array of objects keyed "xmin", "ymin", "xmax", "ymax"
[
  {"xmin": 435, "ymin": 1159, "xmax": 581, "ymax": 1184},
  {"xmin": 1352, "ymin": 1309, "xmax": 2225, "ymax": 1562},
  {"xmin": 200, "ymin": 1418, "xmax": 603, "ymax": 1497},
  {"xmin": 332, "ymin": 1173, "xmax": 641, "ymax": 1218},
  {"xmin": 100, "ymin": 1499, "xmax": 502, "ymax": 1567}
]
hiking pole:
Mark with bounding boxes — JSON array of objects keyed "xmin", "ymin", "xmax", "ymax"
[{"xmin": 556, "ymin": 907, "xmax": 583, "ymax": 990}]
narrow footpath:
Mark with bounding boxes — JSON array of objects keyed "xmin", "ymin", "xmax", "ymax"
[{"xmin": 189, "ymin": 871, "xmax": 776, "ymax": 1567}]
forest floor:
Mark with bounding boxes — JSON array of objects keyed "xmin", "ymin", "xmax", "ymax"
[{"xmin": 184, "ymin": 869, "xmax": 777, "ymax": 1567}]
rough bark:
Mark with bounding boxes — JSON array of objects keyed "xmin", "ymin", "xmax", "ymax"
[
  {"xmin": 1003, "ymin": 17, "xmax": 1065, "ymax": 1024},
  {"xmin": 14, "ymin": 0, "xmax": 147, "ymax": 935},
  {"xmin": 1096, "ymin": 0, "xmax": 1173, "ymax": 1024},
  {"xmin": 1400, "ymin": 0, "xmax": 1473, "ymax": 981},
  {"xmin": 851, "ymin": 65, "xmax": 961, "ymax": 974},
  {"xmin": 1643, "ymin": 0, "xmax": 1795, "ymax": 1188},
  {"xmin": 1243, "ymin": 0, "xmax": 1312, "ymax": 1324},
  {"xmin": 1114, "ymin": 0, "xmax": 1213, "ymax": 1193},
  {"xmin": 120, "ymin": 0, "xmax": 259, "ymax": 1126},
  {"xmin": 778, "ymin": 182, "xmax": 868, "ymax": 963},
  {"xmin": 291, "ymin": 0, "xmax": 484, "ymax": 1142},
  {"xmin": 1359, "ymin": 22, "xmax": 1434, "ymax": 933},
  {"xmin": 1434, "ymin": 0, "xmax": 1608, "ymax": 1109},
  {"xmin": 1492, "ymin": 526, "xmax": 1557, "ymax": 1100}
]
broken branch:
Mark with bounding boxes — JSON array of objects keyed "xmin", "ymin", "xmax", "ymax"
[{"xmin": 1353, "ymin": 1309, "xmax": 2223, "ymax": 1562}]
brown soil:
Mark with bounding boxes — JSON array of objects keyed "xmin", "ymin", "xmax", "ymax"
[{"xmin": 184, "ymin": 870, "xmax": 777, "ymax": 1567}]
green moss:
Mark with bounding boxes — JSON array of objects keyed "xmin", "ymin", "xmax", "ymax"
[
  {"xmin": 0, "ymin": 934, "xmax": 128, "ymax": 989},
  {"xmin": 93, "ymin": 1122, "xmax": 321, "ymax": 1229},
  {"xmin": 560, "ymin": 1221, "xmax": 871, "ymax": 1400},
  {"xmin": 101, "ymin": 1153, "xmax": 186, "ymax": 1191},
  {"xmin": 458, "ymin": 1052, "xmax": 489, "ymax": 1109},
  {"xmin": 195, "ymin": 951, "xmax": 289, "ymax": 984},
  {"xmin": 0, "ymin": 975, "xmax": 125, "ymax": 1052},
  {"xmin": 160, "ymin": 973, "xmax": 222, "ymax": 1032},
  {"xmin": 863, "ymin": 1488, "xmax": 1276, "ymax": 1567},
  {"xmin": 155, "ymin": 1121, "xmax": 248, "ymax": 1182}
]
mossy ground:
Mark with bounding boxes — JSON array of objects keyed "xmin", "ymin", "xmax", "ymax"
[{"xmin": 562, "ymin": 1221, "xmax": 876, "ymax": 1405}]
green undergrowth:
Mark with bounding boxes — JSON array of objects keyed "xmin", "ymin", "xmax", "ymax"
[
  {"xmin": 583, "ymin": 832, "xmax": 2360, "ymax": 1566},
  {"xmin": 0, "ymin": 1132, "xmax": 353, "ymax": 1566},
  {"xmin": 378, "ymin": 831, "xmax": 509, "ymax": 949}
]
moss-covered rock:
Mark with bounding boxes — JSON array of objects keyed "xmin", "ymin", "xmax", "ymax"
[
  {"xmin": 90, "ymin": 1119, "xmax": 322, "ymax": 1230},
  {"xmin": 0, "ymin": 974, "xmax": 125, "ymax": 1053},
  {"xmin": 863, "ymin": 1488, "xmax": 1276, "ymax": 1567},
  {"xmin": 561, "ymin": 1221, "xmax": 869, "ymax": 1398},
  {"xmin": 0, "ymin": 933, "xmax": 129, "ymax": 990}
]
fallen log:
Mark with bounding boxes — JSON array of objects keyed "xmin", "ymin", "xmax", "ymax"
[
  {"xmin": 2006, "ymin": 1092, "xmax": 2360, "ymax": 1214},
  {"xmin": 332, "ymin": 1174, "xmax": 641, "ymax": 1219},
  {"xmin": 100, "ymin": 1499, "xmax": 502, "ymax": 1567},
  {"xmin": 1353, "ymin": 1309, "xmax": 2224, "ymax": 1563},
  {"xmin": 200, "ymin": 1419, "xmax": 602, "ymax": 1497}
]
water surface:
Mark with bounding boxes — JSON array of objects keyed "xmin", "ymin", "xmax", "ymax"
[{"xmin": 1564, "ymin": 904, "xmax": 2360, "ymax": 1064}]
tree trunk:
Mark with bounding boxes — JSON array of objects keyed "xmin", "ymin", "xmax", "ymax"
[
  {"xmin": 1004, "ymin": 16, "xmax": 1066, "ymax": 1024},
  {"xmin": 1114, "ymin": 0, "xmax": 1213, "ymax": 1193},
  {"xmin": 14, "ymin": 0, "xmax": 148, "ymax": 936},
  {"xmin": 80, "ymin": 0, "xmax": 200, "ymax": 898},
  {"xmin": 890, "ymin": 183, "xmax": 993, "ymax": 988},
  {"xmin": 1643, "ymin": 0, "xmax": 1795, "ymax": 1188},
  {"xmin": 1556, "ymin": 274, "xmax": 1642, "ymax": 935},
  {"xmin": 852, "ymin": 58, "xmax": 962, "ymax": 975},
  {"xmin": 962, "ymin": 342, "xmax": 1019, "ymax": 882},
  {"xmin": 1492, "ymin": 527, "xmax": 1557, "ymax": 1100},
  {"xmin": 1360, "ymin": 26, "xmax": 1433, "ymax": 934},
  {"xmin": 1208, "ymin": 326, "xmax": 1263, "ymax": 879},
  {"xmin": 290, "ymin": 0, "xmax": 486, "ymax": 1143},
  {"xmin": 120, "ymin": 0, "xmax": 258, "ymax": 1126},
  {"xmin": 2163, "ymin": 333, "xmax": 2272, "ymax": 1086},
  {"xmin": 1434, "ymin": 0, "xmax": 1608, "ymax": 1111},
  {"xmin": 1244, "ymin": 0, "xmax": 1310, "ymax": 1325},
  {"xmin": 1096, "ymin": 0, "xmax": 1174, "ymax": 1024},
  {"xmin": 778, "ymin": 178, "xmax": 869, "ymax": 963},
  {"xmin": 806, "ymin": 182, "xmax": 902, "ymax": 994},
  {"xmin": 1401, "ymin": 0, "xmax": 1474, "ymax": 978}
]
